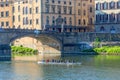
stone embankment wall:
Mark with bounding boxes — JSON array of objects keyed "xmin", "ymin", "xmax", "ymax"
[{"xmin": 63, "ymin": 33, "xmax": 120, "ymax": 54}]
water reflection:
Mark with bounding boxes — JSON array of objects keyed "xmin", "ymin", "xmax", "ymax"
[{"xmin": 0, "ymin": 55, "xmax": 120, "ymax": 80}]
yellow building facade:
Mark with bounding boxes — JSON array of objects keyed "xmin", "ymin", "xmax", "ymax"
[
  {"xmin": 0, "ymin": 0, "xmax": 95, "ymax": 32},
  {"xmin": 0, "ymin": 0, "xmax": 13, "ymax": 28}
]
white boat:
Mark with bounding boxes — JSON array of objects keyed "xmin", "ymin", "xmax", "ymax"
[{"xmin": 37, "ymin": 61, "xmax": 81, "ymax": 65}]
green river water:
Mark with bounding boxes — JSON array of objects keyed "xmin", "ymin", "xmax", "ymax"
[{"xmin": 0, "ymin": 55, "xmax": 120, "ymax": 80}]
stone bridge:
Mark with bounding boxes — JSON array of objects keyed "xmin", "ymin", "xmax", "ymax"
[{"xmin": 0, "ymin": 28, "xmax": 120, "ymax": 61}]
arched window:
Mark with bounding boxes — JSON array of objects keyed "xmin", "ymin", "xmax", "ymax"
[
  {"xmin": 117, "ymin": 1, "xmax": 120, "ymax": 9},
  {"xmin": 100, "ymin": 26, "xmax": 105, "ymax": 32},
  {"xmin": 25, "ymin": 7, "xmax": 28, "ymax": 14},
  {"xmin": 109, "ymin": 1, "xmax": 115, "ymax": 9},
  {"xmin": 103, "ymin": 2, "xmax": 108, "ymax": 9},
  {"xmin": 110, "ymin": 26, "xmax": 115, "ymax": 33},
  {"xmin": 109, "ymin": 13, "xmax": 115, "ymax": 22}
]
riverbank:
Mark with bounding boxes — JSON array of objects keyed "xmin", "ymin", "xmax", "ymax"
[{"xmin": 83, "ymin": 46, "xmax": 120, "ymax": 55}]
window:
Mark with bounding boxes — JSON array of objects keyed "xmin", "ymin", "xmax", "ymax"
[
  {"xmin": 36, "ymin": 0, "xmax": 38, "ymax": 2},
  {"xmin": 52, "ymin": 5, "xmax": 55, "ymax": 13},
  {"xmin": 110, "ymin": 26, "xmax": 115, "ymax": 33},
  {"xmin": 1, "ymin": 22, "xmax": 4, "ymax": 27},
  {"xmin": 90, "ymin": 0, "xmax": 92, "ymax": 3},
  {"xmin": 45, "ymin": 5, "xmax": 49, "ymax": 13},
  {"xmin": 13, "ymin": 16, "xmax": 15, "ymax": 22},
  {"xmin": 25, "ymin": 7, "xmax": 28, "ymax": 14},
  {"xmin": 6, "ymin": 11, "xmax": 9, "ymax": 17},
  {"xmin": 64, "ymin": 1, "xmax": 66, "ymax": 4},
  {"xmin": 52, "ymin": 16, "xmax": 55, "ymax": 25},
  {"xmin": 18, "ymin": 15, "xmax": 20, "ymax": 22},
  {"xmin": 96, "ymin": 3, "xmax": 100, "ymax": 10},
  {"xmin": 117, "ymin": 1, "xmax": 120, "ymax": 9},
  {"xmin": 78, "ymin": 9, "xmax": 80, "ymax": 15},
  {"xmin": 69, "ymin": 17, "xmax": 72, "ymax": 25},
  {"xmin": 36, "ymin": 19, "xmax": 39, "ymax": 24},
  {"xmin": 26, "ymin": 17, "xmax": 28, "ymax": 25},
  {"xmin": 109, "ymin": 1, "xmax": 115, "ymax": 9},
  {"xmin": 30, "ymin": 20, "xmax": 32, "ymax": 25},
  {"xmin": 36, "ymin": 7, "xmax": 39, "ymax": 13},
  {"xmin": 100, "ymin": 26, "xmax": 105, "ymax": 32},
  {"xmin": 63, "ymin": 6, "xmax": 67, "ymax": 14},
  {"xmin": 117, "ymin": 13, "xmax": 120, "ymax": 22},
  {"xmin": 83, "ymin": 10, "xmax": 86, "ymax": 16},
  {"xmin": 103, "ymin": 2, "xmax": 108, "ymax": 10},
  {"xmin": 109, "ymin": 13, "xmax": 115, "ymax": 22},
  {"xmin": 78, "ymin": 19, "xmax": 81, "ymax": 25},
  {"xmin": 90, "ymin": 7, "xmax": 92, "ymax": 12},
  {"xmin": 18, "ymin": 6, "xmax": 20, "ymax": 12},
  {"xmin": 68, "ymin": 7, "xmax": 72, "ymax": 14},
  {"xmin": 6, "ymin": 22, "xmax": 9, "ymax": 27},
  {"xmin": 69, "ymin": 2, "xmax": 71, "ymax": 5},
  {"xmin": 57, "ymin": 6, "xmax": 61, "ymax": 14},
  {"xmin": 89, "ymin": 18, "xmax": 93, "ymax": 24},
  {"xmin": 58, "ymin": 0, "xmax": 61, "ymax": 4},
  {"xmin": 64, "ymin": 17, "xmax": 67, "ymax": 25},
  {"xmin": 52, "ymin": 0, "xmax": 54, "ymax": 3},
  {"xmin": 1, "ymin": 3, "xmax": 4, "ymax": 7},
  {"xmin": 83, "ymin": 19, "xmax": 86, "ymax": 25},
  {"xmin": 1, "ymin": 12, "xmax": 4, "ymax": 17},
  {"xmin": 46, "ymin": 16, "xmax": 49, "ymax": 25},
  {"xmin": 29, "ymin": 8, "xmax": 32, "ymax": 14},
  {"xmin": 23, "ymin": 17, "xmax": 25, "ymax": 25},
  {"xmin": 12, "ymin": 7, "xmax": 15, "ymax": 13}
]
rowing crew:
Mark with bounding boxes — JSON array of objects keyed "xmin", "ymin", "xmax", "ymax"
[{"xmin": 37, "ymin": 59, "xmax": 82, "ymax": 65}]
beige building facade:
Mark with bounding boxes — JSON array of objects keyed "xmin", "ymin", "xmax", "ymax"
[
  {"xmin": 0, "ymin": 0, "xmax": 13, "ymax": 28},
  {"xmin": 0, "ymin": 0, "xmax": 95, "ymax": 32}
]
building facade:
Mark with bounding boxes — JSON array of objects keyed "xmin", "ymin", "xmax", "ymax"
[
  {"xmin": 0, "ymin": 0, "xmax": 95, "ymax": 49},
  {"xmin": 95, "ymin": 0, "xmax": 120, "ymax": 33},
  {"xmin": 0, "ymin": 0, "xmax": 95, "ymax": 32},
  {"xmin": 0, "ymin": 0, "xmax": 13, "ymax": 28}
]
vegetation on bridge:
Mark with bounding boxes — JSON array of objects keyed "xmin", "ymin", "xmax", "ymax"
[
  {"xmin": 83, "ymin": 46, "xmax": 120, "ymax": 55},
  {"xmin": 11, "ymin": 46, "xmax": 38, "ymax": 56}
]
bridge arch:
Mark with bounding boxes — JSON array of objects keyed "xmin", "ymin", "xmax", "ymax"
[{"xmin": 9, "ymin": 33, "xmax": 63, "ymax": 55}]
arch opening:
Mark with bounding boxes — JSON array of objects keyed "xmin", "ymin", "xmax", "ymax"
[{"xmin": 10, "ymin": 34, "xmax": 62, "ymax": 60}]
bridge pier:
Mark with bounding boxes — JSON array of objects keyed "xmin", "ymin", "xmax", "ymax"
[{"xmin": 0, "ymin": 44, "xmax": 11, "ymax": 61}]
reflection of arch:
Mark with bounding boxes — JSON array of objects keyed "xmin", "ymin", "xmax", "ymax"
[{"xmin": 100, "ymin": 26, "xmax": 105, "ymax": 32}]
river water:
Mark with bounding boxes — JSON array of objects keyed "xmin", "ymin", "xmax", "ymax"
[{"xmin": 0, "ymin": 55, "xmax": 120, "ymax": 80}]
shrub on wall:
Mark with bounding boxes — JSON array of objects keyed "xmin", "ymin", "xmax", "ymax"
[
  {"xmin": 83, "ymin": 46, "xmax": 120, "ymax": 55},
  {"xmin": 11, "ymin": 46, "xmax": 38, "ymax": 56}
]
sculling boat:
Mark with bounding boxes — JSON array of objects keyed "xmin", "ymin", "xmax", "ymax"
[{"xmin": 37, "ymin": 61, "xmax": 82, "ymax": 65}]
